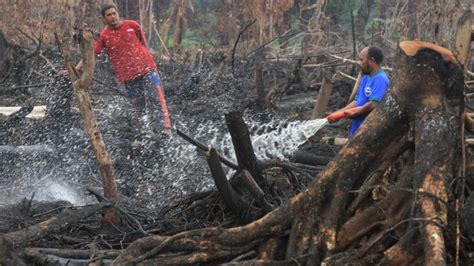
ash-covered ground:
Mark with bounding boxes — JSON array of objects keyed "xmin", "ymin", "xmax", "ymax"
[{"xmin": 0, "ymin": 49, "xmax": 352, "ymax": 208}]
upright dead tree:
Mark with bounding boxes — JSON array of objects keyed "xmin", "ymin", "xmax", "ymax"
[
  {"xmin": 0, "ymin": 30, "xmax": 12, "ymax": 81},
  {"xmin": 312, "ymin": 77, "xmax": 334, "ymax": 119},
  {"xmin": 61, "ymin": 29, "xmax": 119, "ymax": 224},
  {"xmin": 254, "ymin": 48, "xmax": 265, "ymax": 108},
  {"xmin": 173, "ymin": 0, "xmax": 194, "ymax": 54},
  {"xmin": 112, "ymin": 41, "xmax": 465, "ymax": 265},
  {"xmin": 226, "ymin": 111, "xmax": 265, "ymax": 188}
]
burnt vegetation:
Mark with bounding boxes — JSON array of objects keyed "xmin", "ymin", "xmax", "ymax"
[{"xmin": 1, "ymin": 0, "xmax": 474, "ymax": 265}]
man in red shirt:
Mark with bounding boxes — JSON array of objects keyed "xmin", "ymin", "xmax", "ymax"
[{"xmin": 79, "ymin": 4, "xmax": 171, "ymax": 134}]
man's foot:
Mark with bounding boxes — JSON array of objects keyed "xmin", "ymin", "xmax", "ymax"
[{"xmin": 163, "ymin": 128, "xmax": 172, "ymax": 135}]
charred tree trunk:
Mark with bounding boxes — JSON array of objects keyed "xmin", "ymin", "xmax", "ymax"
[
  {"xmin": 116, "ymin": 0, "xmax": 140, "ymax": 20},
  {"xmin": 112, "ymin": 41, "xmax": 465, "ymax": 265},
  {"xmin": 225, "ymin": 111, "xmax": 265, "ymax": 188},
  {"xmin": 255, "ymin": 48, "xmax": 265, "ymax": 108},
  {"xmin": 0, "ymin": 30, "xmax": 12, "ymax": 82},
  {"xmin": 407, "ymin": 1, "xmax": 419, "ymax": 39},
  {"xmin": 173, "ymin": 0, "xmax": 185, "ymax": 54},
  {"xmin": 61, "ymin": 29, "xmax": 120, "ymax": 224},
  {"xmin": 206, "ymin": 147, "xmax": 247, "ymax": 217}
]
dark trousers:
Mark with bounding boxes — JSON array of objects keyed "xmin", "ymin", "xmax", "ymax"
[{"xmin": 124, "ymin": 71, "xmax": 164, "ymax": 132}]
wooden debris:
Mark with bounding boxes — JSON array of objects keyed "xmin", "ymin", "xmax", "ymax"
[
  {"xmin": 3, "ymin": 202, "xmax": 111, "ymax": 247},
  {"xmin": 0, "ymin": 106, "xmax": 46, "ymax": 119},
  {"xmin": 206, "ymin": 146, "xmax": 247, "ymax": 218}
]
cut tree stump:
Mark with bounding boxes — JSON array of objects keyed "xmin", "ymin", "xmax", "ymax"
[
  {"xmin": 111, "ymin": 41, "xmax": 465, "ymax": 265},
  {"xmin": 226, "ymin": 111, "xmax": 265, "ymax": 188}
]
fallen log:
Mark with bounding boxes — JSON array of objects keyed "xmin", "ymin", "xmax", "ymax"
[
  {"xmin": 1, "ymin": 104, "xmax": 33, "ymax": 129},
  {"xmin": 3, "ymin": 202, "xmax": 111, "ymax": 247},
  {"xmin": 23, "ymin": 247, "xmax": 120, "ymax": 261},
  {"xmin": 25, "ymin": 255, "xmax": 112, "ymax": 266},
  {"xmin": 321, "ymin": 136, "xmax": 348, "ymax": 146},
  {"xmin": 326, "ymin": 53, "xmax": 393, "ymax": 71},
  {"xmin": 0, "ymin": 144, "xmax": 55, "ymax": 157},
  {"xmin": 0, "ymin": 106, "xmax": 46, "ymax": 119},
  {"xmin": 292, "ymin": 150, "xmax": 332, "ymax": 166}
]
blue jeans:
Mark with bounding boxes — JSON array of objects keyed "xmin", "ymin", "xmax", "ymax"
[{"xmin": 124, "ymin": 71, "xmax": 164, "ymax": 132}]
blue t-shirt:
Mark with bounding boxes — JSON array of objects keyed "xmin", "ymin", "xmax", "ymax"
[{"xmin": 350, "ymin": 70, "xmax": 390, "ymax": 136}]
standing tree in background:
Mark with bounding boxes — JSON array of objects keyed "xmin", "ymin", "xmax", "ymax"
[{"xmin": 61, "ymin": 28, "xmax": 120, "ymax": 225}]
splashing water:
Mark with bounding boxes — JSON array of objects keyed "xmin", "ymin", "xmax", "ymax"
[
  {"xmin": 0, "ymin": 172, "xmax": 90, "ymax": 206},
  {"xmin": 220, "ymin": 118, "xmax": 329, "ymax": 160},
  {"xmin": 1, "ymin": 113, "xmax": 329, "ymax": 207}
]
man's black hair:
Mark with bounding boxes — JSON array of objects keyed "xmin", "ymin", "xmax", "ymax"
[
  {"xmin": 101, "ymin": 3, "xmax": 118, "ymax": 17},
  {"xmin": 368, "ymin": 46, "xmax": 384, "ymax": 64}
]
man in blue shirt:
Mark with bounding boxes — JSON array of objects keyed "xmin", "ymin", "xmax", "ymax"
[{"xmin": 328, "ymin": 46, "xmax": 390, "ymax": 136}]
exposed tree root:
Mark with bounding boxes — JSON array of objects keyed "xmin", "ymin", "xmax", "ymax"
[{"xmin": 109, "ymin": 42, "xmax": 466, "ymax": 265}]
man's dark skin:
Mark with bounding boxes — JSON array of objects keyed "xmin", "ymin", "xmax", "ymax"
[{"xmin": 327, "ymin": 47, "xmax": 382, "ymax": 122}]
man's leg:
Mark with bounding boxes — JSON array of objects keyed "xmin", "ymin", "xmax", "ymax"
[
  {"xmin": 147, "ymin": 71, "xmax": 172, "ymax": 129},
  {"xmin": 144, "ymin": 74, "xmax": 164, "ymax": 133},
  {"xmin": 145, "ymin": 71, "xmax": 172, "ymax": 133},
  {"xmin": 125, "ymin": 77, "xmax": 147, "ymax": 131}
]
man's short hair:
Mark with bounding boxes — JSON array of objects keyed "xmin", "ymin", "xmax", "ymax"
[
  {"xmin": 101, "ymin": 3, "xmax": 118, "ymax": 17},
  {"xmin": 368, "ymin": 46, "xmax": 384, "ymax": 65}
]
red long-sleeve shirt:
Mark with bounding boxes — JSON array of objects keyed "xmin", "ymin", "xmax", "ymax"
[{"xmin": 94, "ymin": 20, "xmax": 156, "ymax": 82}]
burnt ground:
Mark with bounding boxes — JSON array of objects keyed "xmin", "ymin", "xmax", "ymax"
[{"xmin": 0, "ymin": 47, "xmax": 354, "ymax": 255}]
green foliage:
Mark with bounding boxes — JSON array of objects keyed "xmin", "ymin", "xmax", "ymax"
[{"xmin": 181, "ymin": 29, "xmax": 201, "ymax": 48}]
